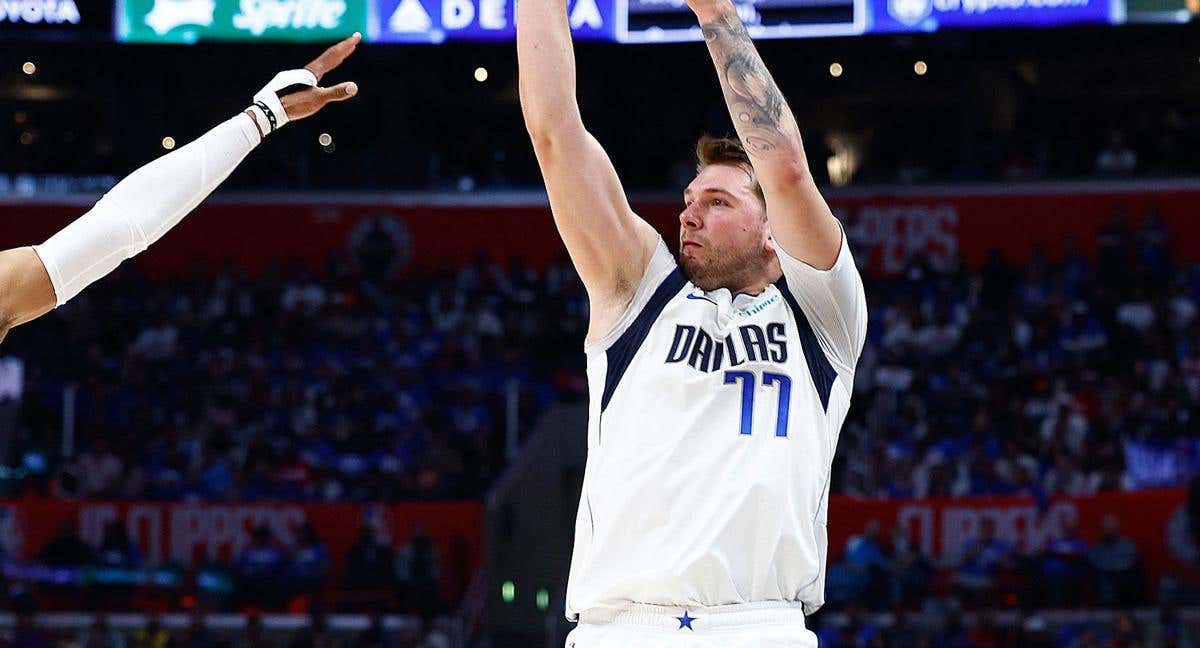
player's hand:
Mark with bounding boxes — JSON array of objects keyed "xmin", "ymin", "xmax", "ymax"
[
  {"xmin": 683, "ymin": 0, "xmax": 735, "ymax": 21},
  {"xmin": 280, "ymin": 33, "xmax": 361, "ymax": 122}
]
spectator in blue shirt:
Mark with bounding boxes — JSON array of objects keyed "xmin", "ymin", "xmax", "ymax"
[
  {"xmin": 844, "ymin": 520, "xmax": 891, "ymax": 610},
  {"xmin": 1088, "ymin": 515, "xmax": 1143, "ymax": 607},
  {"xmin": 954, "ymin": 518, "xmax": 1016, "ymax": 606},
  {"xmin": 290, "ymin": 523, "xmax": 331, "ymax": 605},
  {"xmin": 236, "ymin": 525, "xmax": 289, "ymax": 610},
  {"xmin": 346, "ymin": 525, "xmax": 396, "ymax": 592},
  {"xmin": 1041, "ymin": 518, "xmax": 1089, "ymax": 607}
]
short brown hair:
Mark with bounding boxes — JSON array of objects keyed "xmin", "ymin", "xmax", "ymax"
[{"xmin": 695, "ymin": 135, "xmax": 765, "ymax": 207}]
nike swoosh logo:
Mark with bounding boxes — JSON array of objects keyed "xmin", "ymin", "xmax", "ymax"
[{"xmin": 686, "ymin": 294, "xmax": 718, "ymax": 306}]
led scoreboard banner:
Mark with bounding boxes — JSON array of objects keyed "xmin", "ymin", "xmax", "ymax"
[
  {"xmin": 618, "ymin": 0, "xmax": 1112, "ymax": 41},
  {"xmin": 0, "ymin": 0, "xmax": 1151, "ymax": 44},
  {"xmin": 620, "ymin": 0, "xmax": 865, "ymax": 42}
]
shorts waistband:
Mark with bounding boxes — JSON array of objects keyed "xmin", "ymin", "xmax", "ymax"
[{"xmin": 578, "ymin": 601, "xmax": 806, "ymax": 631}]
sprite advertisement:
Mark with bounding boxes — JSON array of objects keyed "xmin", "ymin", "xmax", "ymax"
[{"xmin": 118, "ymin": 0, "xmax": 369, "ymax": 43}]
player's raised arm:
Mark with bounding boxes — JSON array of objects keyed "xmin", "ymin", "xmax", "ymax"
[
  {"xmin": 517, "ymin": 0, "xmax": 659, "ymax": 340},
  {"xmin": 689, "ymin": 0, "xmax": 842, "ymax": 270},
  {"xmin": 0, "ymin": 34, "xmax": 361, "ymax": 346}
]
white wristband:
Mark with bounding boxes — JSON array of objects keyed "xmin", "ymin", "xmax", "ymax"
[
  {"xmin": 251, "ymin": 68, "xmax": 317, "ymax": 134},
  {"xmin": 245, "ymin": 104, "xmax": 269, "ymax": 139}
]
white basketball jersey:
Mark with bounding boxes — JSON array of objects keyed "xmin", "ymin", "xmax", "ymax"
[{"xmin": 565, "ymin": 233, "xmax": 868, "ymax": 620}]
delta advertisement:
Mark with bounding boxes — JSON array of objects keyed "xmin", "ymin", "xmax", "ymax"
[
  {"xmin": 108, "ymin": 0, "xmax": 1116, "ymax": 44},
  {"xmin": 373, "ymin": 0, "xmax": 616, "ymax": 42}
]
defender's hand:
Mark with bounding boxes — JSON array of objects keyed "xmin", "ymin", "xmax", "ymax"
[{"xmin": 281, "ymin": 33, "xmax": 361, "ymax": 122}]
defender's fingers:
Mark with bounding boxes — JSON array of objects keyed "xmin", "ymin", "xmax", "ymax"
[
  {"xmin": 318, "ymin": 82, "xmax": 359, "ymax": 103},
  {"xmin": 305, "ymin": 33, "xmax": 361, "ymax": 81}
]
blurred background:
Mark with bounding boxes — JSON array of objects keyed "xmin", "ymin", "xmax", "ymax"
[{"xmin": 1, "ymin": 1, "xmax": 1199, "ymax": 646}]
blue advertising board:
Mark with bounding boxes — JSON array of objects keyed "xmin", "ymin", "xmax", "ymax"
[
  {"xmin": 372, "ymin": 0, "xmax": 617, "ymax": 42},
  {"xmin": 870, "ymin": 0, "xmax": 1113, "ymax": 32}
]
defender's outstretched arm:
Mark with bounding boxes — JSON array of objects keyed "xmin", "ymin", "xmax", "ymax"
[
  {"xmin": 0, "ymin": 34, "xmax": 361, "ymax": 346},
  {"xmin": 518, "ymin": 0, "xmax": 658, "ymax": 340},
  {"xmin": 690, "ymin": 0, "xmax": 843, "ymax": 269}
]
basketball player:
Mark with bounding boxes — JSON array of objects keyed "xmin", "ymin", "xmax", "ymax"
[
  {"xmin": 517, "ymin": 0, "xmax": 867, "ymax": 643},
  {"xmin": 0, "ymin": 35, "xmax": 361, "ymax": 347}
]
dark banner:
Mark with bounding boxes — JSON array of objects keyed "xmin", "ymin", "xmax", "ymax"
[{"xmin": 0, "ymin": 185, "xmax": 1197, "ymax": 278}]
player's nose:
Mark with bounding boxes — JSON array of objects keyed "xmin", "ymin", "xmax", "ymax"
[{"xmin": 679, "ymin": 204, "xmax": 702, "ymax": 230}]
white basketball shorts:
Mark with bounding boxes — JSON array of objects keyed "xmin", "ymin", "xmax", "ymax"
[{"xmin": 565, "ymin": 602, "xmax": 819, "ymax": 648}]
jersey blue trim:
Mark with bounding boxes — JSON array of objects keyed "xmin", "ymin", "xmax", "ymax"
[
  {"xmin": 601, "ymin": 268, "xmax": 688, "ymax": 412},
  {"xmin": 775, "ymin": 275, "xmax": 838, "ymax": 412}
]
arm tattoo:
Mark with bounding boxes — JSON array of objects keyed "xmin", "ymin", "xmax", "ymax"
[{"xmin": 701, "ymin": 11, "xmax": 795, "ymax": 158}]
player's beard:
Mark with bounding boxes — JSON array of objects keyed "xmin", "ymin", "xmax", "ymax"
[{"xmin": 679, "ymin": 241, "xmax": 770, "ymax": 292}]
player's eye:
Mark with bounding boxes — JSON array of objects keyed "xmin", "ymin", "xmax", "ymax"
[{"xmin": 711, "ymin": 199, "xmax": 726, "ymax": 207}]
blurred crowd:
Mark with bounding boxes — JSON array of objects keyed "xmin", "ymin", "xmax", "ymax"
[
  {"xmin": 2, "ymin": 210, "xmax": 1199, "ymax": 503},
  {"xmin": 808, "ymin": 210, "xmax": 1200, "ymax": 644},
  {"xmin": 0, "ymin": 197, "xmax": 1198, "ymax": 647},
  {"xmin": 825, "ymin": 513, "xmax": 1155, "ymax": 612},
  {"xmin": 3, "ymin": 244, "xmax": 588, "ymax": 501},
  {"xmin": 839, "ymin": 211, "xmax": 1200, "ymax": 499}
]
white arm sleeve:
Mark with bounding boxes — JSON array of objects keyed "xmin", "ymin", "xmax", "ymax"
[
  {"xmin": 775, "ymin": 228, "xmax": 868, "ymax": 376},
  {"xmin": 32, "ymin": 113, "xmax": 261, "ymax": 306}
]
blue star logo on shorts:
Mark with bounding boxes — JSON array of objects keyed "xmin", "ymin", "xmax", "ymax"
[{"xmin": 676, "ymin": 610, "xmax": 696, "ymax": 630}]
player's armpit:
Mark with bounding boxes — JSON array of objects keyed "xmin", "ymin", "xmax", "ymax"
[
  {"xmin": 529, "ymin": 127, "xmax": 660, "ymax": 341},
  {"xmin": 0, "ymin": 247, "xmax": 58, "ymax": 342}
]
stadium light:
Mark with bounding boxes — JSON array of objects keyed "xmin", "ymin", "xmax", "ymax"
[
  {"xmin": 19, "ymin": 132, "xmax": 33, "ymax": 146},
  {"xmin": 914, "ymin": 60, "xmax": 928, "ymax": 76},
  {"xmin": 318, "ymin": 133, "xmax": 333, "ymax": 146},
  {"xmin": 829, "ymin": 62, "xmax": 843, "ymax": 78},
  {"xmin": 536, "ymin": 588, "xmax": 550, "ymax": 611},
  {"xmin": 474, "ymin": 67, "xmax": 489, "ymax": 83},
  {"xmin": 22, "ymin": 61, "xmax": 36, "ymax": 76},
  {"xmin": 161, "ymin": 136, "xmax": 176, "ymax": 150},
  {"xmin": 501, "ymin": 580, "xmax": 515, "ymax": 603}
]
